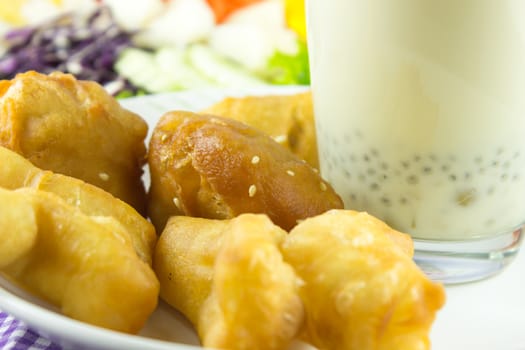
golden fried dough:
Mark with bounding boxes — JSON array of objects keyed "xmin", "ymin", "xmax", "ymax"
[
  {"xmin": 0, "ymin": 71, "xmax": 148, "ymax": 213},
  {"xmin": 0, "ymin": 146, "xmax": 156, "ymax": 265},
  {"xmin": 281, "ymin": 210, "xmax": 446, "ymax": 350},
  {"xmin": 0, "ymin": 190, "xmax": 37, "ymax": 267},
  {"xmin": 148, "ymin": 111, "xmax": 343, "ymax": 232},
  {"xmin": 0, "ymin": 187, "xmax": 159, "ymax": 334},
  {"xmin": 154, "ymin": 214, "xmax": 304, "ymax": 350},
  {"xmin": 201, "ymin": 92, "xmax": 318, "ymax": 168}
]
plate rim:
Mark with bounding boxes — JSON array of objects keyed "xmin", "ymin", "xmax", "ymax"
[{"xmin": 0, "ymin": 279, "xmax": 200, "ymax": 350}]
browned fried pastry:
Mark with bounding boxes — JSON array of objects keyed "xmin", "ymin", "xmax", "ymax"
[
  {"xmin": 282, "ymin": 210, "xmax": 446, "ymax": 350},
  {"xmin": 0, "ymin": 71, "xmax": 148, "ymax": 213},
  {"xmin": 0, "ymin": 187, "xmax": 159, "ymax": 334},
  {"xmin": 201, "ymin": 92, "xmax": 319, "ymax": 168},
  {"xmin": 154, "ymin": 214, "xmax": 304, "ymax": 350},
  {"xmin": 148, "ymin": 111, "xmax": 343, "ymax": 232},
  {"xmin": 0, "ymin": 146, "xmax": 156, "ymax": 265}
]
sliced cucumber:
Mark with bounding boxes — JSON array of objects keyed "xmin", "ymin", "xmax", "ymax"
[
  {"xmin": 115, "ymin": 48, "xmax": 177, "ymax": 93},
  {"xmin": 116, "ymin": 45, "xmax": 269, "ymax": 92},
  {"xmin": 155, "ymin": 47, "xmax": 213, "ymax": 90},
  {"xmin": 186, "ymin": 44, "xmax": 267, "ymax": 88},
  {"xmin": 115, "ymin": 48, "xmax": 156, "ymax": 86}
]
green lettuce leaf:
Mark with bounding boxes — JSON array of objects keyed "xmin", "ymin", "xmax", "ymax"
[{"xmin": 264, "ymin": 40, "xmax": 310, "ymax": 85}]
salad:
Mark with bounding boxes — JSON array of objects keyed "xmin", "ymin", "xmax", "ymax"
[{"xmin": 0, "ymin": 0, "xmax": 309, "ymax": 97}]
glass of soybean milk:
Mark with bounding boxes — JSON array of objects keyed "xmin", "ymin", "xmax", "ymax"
[{"xmin": 307, "ymin": 0, "xmax": 525, "ymax": 284}]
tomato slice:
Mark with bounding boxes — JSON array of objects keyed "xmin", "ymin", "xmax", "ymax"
[{"xmin": 205, "ymin": 0, "xmax": 263, "ymax": 23}]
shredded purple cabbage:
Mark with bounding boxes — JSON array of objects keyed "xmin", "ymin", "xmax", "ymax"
[{"xmin": 0, "ymin": 6, "xmax": 140, "ymax": 96}]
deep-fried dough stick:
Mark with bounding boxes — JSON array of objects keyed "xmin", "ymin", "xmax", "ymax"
[
  {"xmin": 0, "ymin": 71, "xmax": 148, "ymax": 213},
  {"xmin": 0, "ymin": 187, "xmax": 159, "ymax": 334},
  {"xmin": 154, "ymin": 214, "xmax": 304, "ymax": 350},
  {"xmin": 282, "ymin": 210, "xmax": 446, "ymax": 350},
  {"xmin": 0, "ymin": 146, "xmax": 156, "ymax": 265},
  {"xmin": 148, "ymin": 111, "xmax": 342, "ymax": 233}
]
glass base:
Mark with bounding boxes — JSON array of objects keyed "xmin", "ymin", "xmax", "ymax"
[{"xmin": 413, "ymin": 225, "xmax": 523, "ymax": 285}]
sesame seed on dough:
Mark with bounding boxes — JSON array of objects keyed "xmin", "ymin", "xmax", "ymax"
[
  {"xmin": 286, "ymin": 170, "xmax": 295, "ymax": 176},
  {"xmin": 320, "ymin": 182, "xmax": 328, "ymax": 191},
  {"xmin": 98, "ymin": 172, "xmax": 110, "ymax": 181},
  {"xmin": 161, "ymin": 134, "xmax": 168, "ymax": 142},
  {"xmin": 173, "ymin": 197, "xmax": 182, "ymax": 210},
  {"xmin": 248, "ymin": 184, "xmax": 257, "ymax": 197},
  {"xmin": 273, "ymin": 135, "xmax": 287, "ymax": 143},
  {"xmin": 251, "ymin": 155, "xmax": 260, "ymax": 164}
]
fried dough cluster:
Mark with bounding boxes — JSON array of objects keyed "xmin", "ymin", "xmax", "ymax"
[
  {"xmin": 148, "ymin": 111, "xmax": 343, "ymax": 233},
  {"xmin": 0, "ymin": 71, "xmax": 148, "ymax": 213},
  {"xmin": 0, "ymin": 146, "xmax": 159, "ymax": 333},
  {"xmin": 201, "ymin": 92, "xmax": 318, "ymax": 168},
  {"xmin": 155, "ymin": 214, "xmax": 304, "ymax": 350},
  {"xmin": 154, "ymin": 210, "xmax": 445, "ymax": 350},
  {"xmin": 147, "ymin": 96, "xmax": 444, "ymax": 349},
  {"xmin": 0, "ymin": 70, "xmax": 446, "ymax": 348}
]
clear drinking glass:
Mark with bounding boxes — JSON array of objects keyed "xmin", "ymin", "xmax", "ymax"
[{"xmin": 306, "ymin": 0, "xmax": 525, "ymax": 284}]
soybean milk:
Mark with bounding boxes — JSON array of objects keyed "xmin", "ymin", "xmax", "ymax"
[{"xmin": 308, "ymin": 0, "xmax": 525, "ymax": 239}]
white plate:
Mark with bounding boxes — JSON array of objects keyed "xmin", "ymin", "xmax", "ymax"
[{"xmin": 1, "ymin": 85, "xmax": 525, "ymax": 350}]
